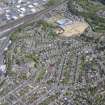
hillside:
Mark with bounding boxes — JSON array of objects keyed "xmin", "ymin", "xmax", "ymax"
[{"xmin": 68, "ymin": 0, "xmax": 105, "ymax": 33}]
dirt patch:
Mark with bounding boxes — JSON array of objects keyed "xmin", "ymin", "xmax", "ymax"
[{"xmin": 60, "ymin": 22, "xmax": 88, "ymax": 37}]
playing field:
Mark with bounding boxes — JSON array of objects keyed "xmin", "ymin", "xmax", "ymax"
[{"xmin": 60, "ymin": 22, "xmax": 88, "ymax": 37}]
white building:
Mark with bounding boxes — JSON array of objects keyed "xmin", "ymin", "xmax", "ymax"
[{"xmin": 0, "ymin": 65, "xmax": 6, "ymax": 75}]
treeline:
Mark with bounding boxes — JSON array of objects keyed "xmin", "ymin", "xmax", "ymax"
[
  {"xmin": 67, "ymin": 0, "xmax": 105, "ymax": 32},
  {"xmin": 95, "ymin": 0, "xmax": 105, "ymax": 4}
]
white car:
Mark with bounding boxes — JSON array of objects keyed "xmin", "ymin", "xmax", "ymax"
[
  {"xmin": 20, "ymin": 8, "xmax": 26, "ymax": 12},
  {"xmin": 19, "ymin": 14, "xmax": 24, "ymax": 17},
  {"xmin": 31, "ymin": 9, "xmax": 36, "ymax": 13},
  {"xmin": 4, "ymin": 47, "xmax": 8, "ymax": 51},
  {"xmin": 28, "ymin": 5, "xmax": 34, "ymax": 8},
  {"xmin": 33, "ymin": 2, "xmax": 39, "ymax": 6},
  {"xmin": 16, "ymin": 5, "xmax": 21, "ymax": 8},
  {"xmin": 12, "ymin": 16, "xmax": 18, "ymax": 20}
]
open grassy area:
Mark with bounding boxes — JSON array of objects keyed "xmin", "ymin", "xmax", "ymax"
[
  {"xmin": 37, "ymin": 20, "xmax": 58, "ymax": 38},
  {"xmin": 46, "ymin": 0, "xmax": 62, "ymax": 7}
]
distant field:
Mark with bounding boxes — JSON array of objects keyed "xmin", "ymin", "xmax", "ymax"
[
  {"xmin": 60, "ymin": 22, "xmax": 88, "ymax": 37},
  {"xmin": 68, "ymin": 0, "xmax": 105, "ymax": 32},
  {"xmin": 47, "ymin": 13, "xmax": 88, "ymax": 37}
]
